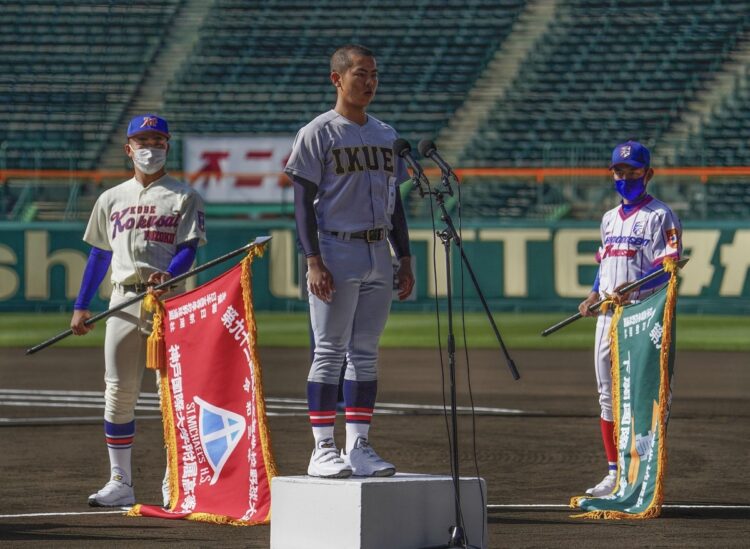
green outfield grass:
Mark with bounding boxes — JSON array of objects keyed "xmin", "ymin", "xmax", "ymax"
[{"xmin": 1, "ymin": 311, "xmax": 747, "ymax": 351}]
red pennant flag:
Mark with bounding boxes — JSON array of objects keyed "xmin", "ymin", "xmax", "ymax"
[{"xmin": 130, "ymin": 248, "xmax": 277, "ymax": 525}]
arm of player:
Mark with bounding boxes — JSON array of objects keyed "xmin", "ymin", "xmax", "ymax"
[
  {"xmin": 388, "ymin": 189, "xmax": 414, "ymax": 300},
  {"xmin": 293, "ymin": 175, "xmax": 334, "ymax": 302},
  {"xmin": 71, "ymin": 247, "xmax": 113, "ymax": 335},
  {"xmin": 578, "ymin": 266, "xmax": 600, "ymax": 317},
  {"xmin": 578, "ymin": 291, "xmax": 600, "ymax": 317},
  {"xmin": 146, "ymin": 239, "xmax": 199, "ymax": 297}
]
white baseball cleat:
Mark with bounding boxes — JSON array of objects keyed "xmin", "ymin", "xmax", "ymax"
[
  {"xmin": 342, "ymin": 437, "xmax": 395, "ymax": 477},
  {"xmin": 585, "ymin": 470, "xmax": 617, "ymax": 497},
  {"xmin": 88, "ymin": 479, "xmax": 135, "ymax": 507},
  {"xmin": 307, "ymin": 438, "xmax": 353, "ymax": 478}
]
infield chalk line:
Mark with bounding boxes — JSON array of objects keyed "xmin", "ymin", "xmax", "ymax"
[
  {"xmin": 2, "ymin": 504, "xmax": 747, "ymax": 519},
  {"xmin": 0, "ymin": 510, "xmax": 129, "ymax": 518},
  {"xmin": 0, "ymin": 389, "xmax": 539, "ymax": 415}
]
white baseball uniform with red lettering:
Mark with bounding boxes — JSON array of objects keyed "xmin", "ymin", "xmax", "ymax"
[
  {"xmin": 593, "ymin": 195, "xmax": 682, "ymax": 421},
  {"xmin": 84, "ymin": 174, "xmax": 206, "ymax": 423}
]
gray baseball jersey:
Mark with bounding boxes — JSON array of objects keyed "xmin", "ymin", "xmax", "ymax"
[
  {"xmin": 284, "ymin": 110, "xmax": 408, "ymax": 233},
  {"xmin": 84, "ymin": 174, "xmax": 207, "ymax": 285}
]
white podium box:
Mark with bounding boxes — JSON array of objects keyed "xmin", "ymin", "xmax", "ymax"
[{"xmin": 270, "ymin": 473, "xmax": 488, "ymax": 549}]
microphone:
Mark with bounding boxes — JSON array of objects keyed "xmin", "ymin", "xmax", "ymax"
[
  {"xmin": 418, "ymin": 139, "xmax": 456, "ymax": 180},
  {"xmin": 393, "ymin": 138, "xmax": 425, "ymax": 178}
]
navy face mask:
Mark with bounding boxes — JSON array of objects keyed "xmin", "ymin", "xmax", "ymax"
[{"xmin": 614, "ymin": 176, "xmax": 646, "ymax": 201}]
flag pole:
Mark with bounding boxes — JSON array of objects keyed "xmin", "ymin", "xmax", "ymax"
[
  {"xmin": 25, "ymin": 236, "xmax": 272, "ymax": 355},
  {"xmin": 541, "ymin": 257, "xmax": 688, "ymax": 337}
]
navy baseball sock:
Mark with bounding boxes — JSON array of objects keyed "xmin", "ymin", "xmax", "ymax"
[
  {"xmin": 104, "ymin": 420, "xmax": 135, "ymax": 485},
  {"xmin": 307, "ymin": 381, "xmax": 339, "ymax": 446}
]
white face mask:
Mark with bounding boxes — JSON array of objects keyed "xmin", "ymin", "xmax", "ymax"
[{"xmin": 131, "ymin": 146, "xmax": 167, "ymax": 174}]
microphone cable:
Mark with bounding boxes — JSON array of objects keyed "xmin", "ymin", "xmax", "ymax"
[
  {"xmin": 456, "ymin": 172, "xmax": 486, "ymax": 549},
  {"xmin": 421, "ymin": 167, "xmax": 460, "ymax": 529}
]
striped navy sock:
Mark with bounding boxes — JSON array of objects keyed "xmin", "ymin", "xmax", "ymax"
[
  {"xmin": 104, "ymin": 420, "xmax": 135, "ymax": 485},
  {"xmin": 307, "ymin": 381, "xmax": 339, "ymax": 445}
]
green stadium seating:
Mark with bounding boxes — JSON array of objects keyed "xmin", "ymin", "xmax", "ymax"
[
  {"xmin": 2, "ymin": 0, "xmax": 749, "ymax": 222},
  {"xmin": 162, "ymin": 0, "xmax": 528, "ymax": 161},
  {"xmin": 462, "ymin": 0, "xmax": 750, "ymax": 168},
  {"xmin": 0, "ymin": 0, "xmax": 181, "ymax": 170}
]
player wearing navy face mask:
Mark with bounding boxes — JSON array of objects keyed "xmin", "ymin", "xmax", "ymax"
[
  {"xmin": 613, "ymin": 165, "xmax": 651, "ymax": 201},
  {"xmin": 577, "ymin": 140, "xmax": 682, "ymax": 498}
]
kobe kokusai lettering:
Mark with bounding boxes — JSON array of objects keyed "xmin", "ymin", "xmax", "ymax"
[{"xmin": 110, "ymin": 206, "xmax": 180, "ymax": 239}]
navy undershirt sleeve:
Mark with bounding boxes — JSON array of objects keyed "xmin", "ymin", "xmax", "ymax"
[
  {"xmin": 388, "ymin": 190, "xmax": 411, "ymax": 260},
  {"xmin": 292, "ymin": 175, "xmax": 321, "ymax": 257},
  {"xmin": 167, "ymin": 239, "xmax": 198, "ymax": 277},
  {"xmin": 74, "ymin": 247, "xmax": 112, "ymax": 310}
]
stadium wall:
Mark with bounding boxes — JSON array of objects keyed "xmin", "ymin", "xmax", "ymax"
[{"xmin": 0, "ymin": 220, "xmax": 748, "ymax": 314}]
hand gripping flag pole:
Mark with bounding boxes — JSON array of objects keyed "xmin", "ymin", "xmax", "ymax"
[
  {"xmin": 541, "ymin": 257, "xmax": 689, "ymax": 337},
  {"xmin": 25, "ymin": 236, "xmax": 272, "ymax": 355}
]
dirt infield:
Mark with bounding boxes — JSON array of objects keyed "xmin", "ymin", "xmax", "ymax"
[{"xmin": 1, "ymin": 347, "xmax": 748, "ymax": 548}]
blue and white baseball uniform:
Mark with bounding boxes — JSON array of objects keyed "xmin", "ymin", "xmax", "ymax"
[{"xmin": 593, "ymin": 195, "xmax": 682, "ymax": 421}]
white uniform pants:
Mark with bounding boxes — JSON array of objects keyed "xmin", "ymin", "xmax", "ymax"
[
  {"xmin": 308, "ymin": 233, "xmax": 393, "ymax": 385},
  {"xmin": 594, "ymin": 311, "xmax": 614, "ymax": 422},
  {"xmin": 103, "ymin": 289, "xmax": 158, "ymax": 423}
]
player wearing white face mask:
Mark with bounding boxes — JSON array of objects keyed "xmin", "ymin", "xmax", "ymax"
[
  {"xmin": 71, "ymin": 114, "xmax": 207, "ymax": 507},
  {"xmin": 130, "ymin": 146, "xmax": 168, "ymax": 175}
]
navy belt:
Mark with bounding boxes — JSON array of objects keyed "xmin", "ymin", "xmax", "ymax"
[
  {"xmin": 115, "ymin": 283, "xmax": 150, "ymax": 293},
  {"xmin": 325, "ymin": 228, "xmax": 387, "ymax": 242}
]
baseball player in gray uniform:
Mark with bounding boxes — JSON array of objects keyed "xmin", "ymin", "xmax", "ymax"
[
  {"xmin": 70, "ymin": 114, "xmax": 206, "ymax": 506},
  {"xmin": 284, "ymin": 44, "xmax": 414, "ymax": 478},
  {"xmin": 578, "ymin": 140, "xmax": 681, "ymax": 497}
]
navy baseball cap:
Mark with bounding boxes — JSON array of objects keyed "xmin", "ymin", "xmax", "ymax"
[
  {"xmin": 127, "ymin": 114, "xmax": 170, "ymax": 138},
  {"xmin": 609, "ymin": 140, "xmax": 650, "ymax": 169}
]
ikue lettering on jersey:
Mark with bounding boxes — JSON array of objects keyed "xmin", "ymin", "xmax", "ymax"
[
  {"xmin": 284, "ymin": 110, "xmax": 407, "ymax": 233},
  {"xmin": 331, "ymin": 145, "xmax": 394, "ymax": 175}
]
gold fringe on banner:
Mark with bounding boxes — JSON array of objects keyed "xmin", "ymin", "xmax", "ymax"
[
  {"xmin": 143, "ymin": 293, "xmax": 166, "ymax": 371},
  {"xmin": 132, "ymin": 242, "xmax": 276, "ymax": 526},
  {"xmin": 168, "ymin": 243, "xmax": 276, "ymax": 527},
  {"xmin": 127, "ymin": 367, "xmax": 179, "ymax": 517},
  {"xmin": 569, "ymin": 302, "xmax": 625, "ymax": 516},
  {"xmin": 240, "ymin": 243, "xmax": 279, "ymax": 524},
  {"xmin": 570, "ymin": 258, "xmax": 679, "ymax": 519},
  {"xmin": 638, "ymin": 256, "xmax": 679, "ymax": 519}
]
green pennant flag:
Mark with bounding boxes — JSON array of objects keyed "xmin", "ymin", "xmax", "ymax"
[{"xmin": 571, "ymin": 261, "xmax": 679, "ymax": 519}]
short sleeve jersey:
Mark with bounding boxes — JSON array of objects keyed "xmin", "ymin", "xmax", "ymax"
[
  {"xmin": 84, "ymin": 174, "xmax": 207, "ymax": 285},
  {"xmin": 596, "ymin": 195, "xmax": 682, "ymax": 300},
  {"xmin": 283, "ymin": 110, "xmax": 409, "ymax": 233}
]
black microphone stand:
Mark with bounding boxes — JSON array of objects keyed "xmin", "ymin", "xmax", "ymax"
[{"xmin": 413, "ymin": 171, "xmax": 519, "ymax": 549}]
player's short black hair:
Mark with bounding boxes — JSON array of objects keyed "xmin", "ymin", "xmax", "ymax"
[{"xmin": 330, "ymin": 44, "xmax": 375, "ymax": 73}]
